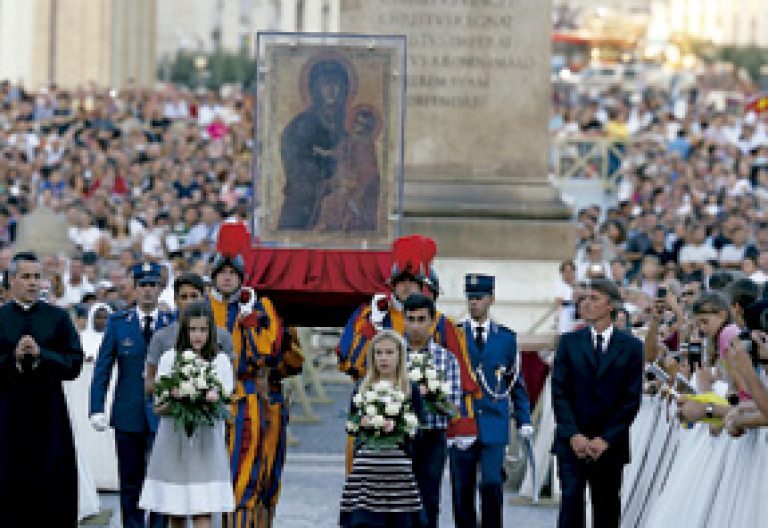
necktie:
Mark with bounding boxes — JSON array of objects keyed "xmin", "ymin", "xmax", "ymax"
[
  {"xmin": 475, "ymin": 326, "xmax": 485, "ymax": 352},
  {"xmin": 142, "ymin": 315, "xmax": 153, "ymax": 344},
  {"xmin": 595, "ymin": 333, "xmax": 604, "ymax": 364}
]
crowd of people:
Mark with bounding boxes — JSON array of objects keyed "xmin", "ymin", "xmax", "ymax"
[
  {"xmin": 551, "ymin": 77, "xmax": 768, "ymax": 526},
  {"xmin": 3, "ymin": 65, "xmax": 768, "ymax": 526},
  {"xmin": 1, "ymin": 230, "xmax": 303, "ymax": 527},
  {"xmin": 0, "ymin": 79, "xmax": 253, "ymax": 314},
  {"xmin": 0, "ymin": 78, "xmax": 537, "ymax": 528}
]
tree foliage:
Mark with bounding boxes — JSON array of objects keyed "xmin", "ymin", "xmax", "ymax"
[
  {"xmin": 717, "ymin": 46, "xmax": 768, "ymax": 82},
  {"xmin": 162, "ymin": 50, "xmax": 256, "ymax": 89}
]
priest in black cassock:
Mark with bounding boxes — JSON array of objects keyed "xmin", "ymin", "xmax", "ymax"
[{"xmin": 0, "ymin": 252, "xmax": 84, "ymax": 527}]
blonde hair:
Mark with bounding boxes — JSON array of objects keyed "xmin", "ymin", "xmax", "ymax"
[{"xmin": 359, "ymin": 330, "xmax": 410, "ymax": 395}]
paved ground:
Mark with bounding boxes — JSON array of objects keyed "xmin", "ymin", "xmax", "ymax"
[
  {"xmin": 97, "ymin": 383, "xmax": 557, "ymax": 526},
  {"xmin": 273, "ymin": 453, "xmax": 557, "ymax": 527},
  {"xmin": 274, "ymin": 383, "xmax": 558, "ymax": 527}
]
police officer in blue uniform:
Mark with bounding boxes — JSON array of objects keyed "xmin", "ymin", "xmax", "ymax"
[
  {"xmin": 89, "ymin": 262, "xmax": 175, "ymax": 528},
  {"xmin": 449, "ymin": 273, "xmax": 534, "ymax": 528}
]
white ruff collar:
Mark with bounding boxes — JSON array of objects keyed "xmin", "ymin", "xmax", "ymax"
[{"xmin": 210, "ymin": 288, "xmax": 241, "ymax": 304}]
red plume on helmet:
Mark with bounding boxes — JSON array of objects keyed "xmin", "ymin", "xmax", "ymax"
[
  {"xmin": 216, "ymin": 222, "xmax": 250, "ymax": 258},
  {"xmin": 212, "ymin": 222, "xmax": 250, "ymax": 280},
  {"xmin": 390, "ymin": 235, "xmax": 437, "ymax": 283}
]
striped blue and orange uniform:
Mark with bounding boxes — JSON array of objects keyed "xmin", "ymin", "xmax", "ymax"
[{"xmin": 210, "ymin": 292, "xmax": 303, "ymax": 527}]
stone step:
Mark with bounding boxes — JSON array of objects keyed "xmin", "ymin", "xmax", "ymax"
[{"xmin": 404, "ymin": 179, "xmax": 570, "ymax": 219}]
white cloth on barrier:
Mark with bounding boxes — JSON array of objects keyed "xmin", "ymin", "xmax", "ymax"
[
  {"xmin": 643, "ymin": 425, "xmax": 728, "ymax": 527},
  {"xmin": 619, "ymin": 397, "xmax": 768, "ymax": 528},
  {"xmin": 621, "ymin": 395, "xmax": 658, "ymax": 510},
  {"xmin": 621, "ymin": 401, "xmax": 675, "ymax": 528},
  {"xmin": 519, "ymin": 375, "xmax": 559, "ymax": 500},
  {"xmin": 705, "ymin": 430, "xmax": 755, "ymax": 527}
]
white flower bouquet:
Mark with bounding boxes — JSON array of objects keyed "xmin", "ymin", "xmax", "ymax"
[
  {"xmin": 408, "ymin": 351, "xmax": 457, "ymax": 417},
  {"xmin": 154, "ymin": 350, "xmax": 231, "ymax": 437},
  {"xmin": 346, "ymin": 380, "xmax": 419, "ymax": 449}
]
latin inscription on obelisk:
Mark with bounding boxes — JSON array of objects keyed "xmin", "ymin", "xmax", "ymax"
[{"xmin": 341, "ymin": 0, "xmax": 549, "ymax": 180}]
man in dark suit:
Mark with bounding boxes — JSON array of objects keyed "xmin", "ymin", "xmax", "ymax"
[
  {"xmin": 90, "ymin": 262, "xmax": 175, "ymax": 528},
  {"xmin": 551, "ymin": 278, "xmax": 643, "ymax": 528}
]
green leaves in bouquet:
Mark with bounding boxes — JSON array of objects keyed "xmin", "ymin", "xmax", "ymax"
[
  {"xmin": 423, "ymin": 397, "xmax": 458, "ymax": 419},
  {"xmin": 346, "ymin": 381, "xmax": 420, "ymax": 451},
  {"xmin": 152, "ymin": 351, "xmax": 232, "ymax": 438},
  {"xmin": 409, "ymin": 351, "xmax": 457, "ymax": 418}
]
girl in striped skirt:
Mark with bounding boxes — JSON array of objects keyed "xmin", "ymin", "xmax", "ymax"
[{"xmin": 339, "ymin": 330, "xmax": 424, "ymax": 528}]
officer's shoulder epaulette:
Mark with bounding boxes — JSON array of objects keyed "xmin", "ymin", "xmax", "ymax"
[{"xmin": 494, "ymin": 323, "xmax": 516, "ymax": 336}]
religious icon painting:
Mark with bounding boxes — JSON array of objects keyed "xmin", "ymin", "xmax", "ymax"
[{"xmin": 254, "ymin": 32, "xmax": 406, "ymax": 248}]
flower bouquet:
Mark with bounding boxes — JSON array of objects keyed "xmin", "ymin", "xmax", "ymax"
[
  {"xmin": 408, "ymin": 351, "xmax": 457, "ymax": 418},
  {"xmin": 346, "ymin": 380, "xmax": 419, "ymax": 449},
  {"xmin": 154, "ymin": 350, "xmax": 231, "ymax": 437}
]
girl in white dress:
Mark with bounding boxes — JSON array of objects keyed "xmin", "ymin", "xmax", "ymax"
[{"xmin": 139, "ymin": 302, "xmax": 235, "ymax": 527}]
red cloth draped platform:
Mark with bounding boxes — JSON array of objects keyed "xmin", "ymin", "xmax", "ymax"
[
  {"xmin": 244, "ymin": 246, "xmax": 549, "ymax": 406},
  {"xmin": 245, "ymin": 246, "xmax": 392, "ymax": 327}
]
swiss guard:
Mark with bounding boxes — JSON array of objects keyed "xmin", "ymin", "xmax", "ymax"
[
  {"xmin": 209, "ymin": 222, "xmax": 304, "ymax": 527},
  {"xmin": 337, "ymin": 234, "xmax": 481, "ymax": 470},
  {"xmin": 451, "ymin": 273, "xmax": 534, "ymax": 528}
]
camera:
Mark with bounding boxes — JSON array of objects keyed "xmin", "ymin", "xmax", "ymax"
[
  {"xmin": 645, "ymin": 363, "xmax": 670, "ymax": 383},
  {"xmin": 738, "ymin": 330, "xmax": 753, "ymax": 355},
  {"xmin": 743, "ymin": 301, "xmax": 768, "ymax": 365},
  {"xmin": 745, "ymin": 301, "xmax": 768, "ymax": 333},
  {"xmin": 657, "ymin": 286, "xmax": 667, "ymax": 299},
  {"xmin": 674, "ymin": 373, "xmax": 697, "ymax": 395},
  {"xmin": 737, "ymin": 329, "xmax": 768, "ymax": 366},
  {"xmin": 687, "ymin": 341, "xmax": 703, "ymax": 371}
]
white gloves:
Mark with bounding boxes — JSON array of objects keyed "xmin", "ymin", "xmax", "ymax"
[
  {"xmin": 519, "ymin": 424, "xmax": 535, "ymax": 439},
  {"xmin": 90, "ymin": 413, "xmax": 108, "ymax": 432},
  {"xmin": 449, "ymin": 436, "xmax": 477, "ymax": 450},
  {"xmin": 370, "ymin": 294, "xmax": 389, "ymax": 330}
]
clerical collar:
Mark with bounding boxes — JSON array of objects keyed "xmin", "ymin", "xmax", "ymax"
[
  {"xmin": 136, "ymin": 307, "xmax": 159, "ymax": 321},
  {"xmin": 14, "ymin": 299, "xmax": 36, "ymax": 311}
]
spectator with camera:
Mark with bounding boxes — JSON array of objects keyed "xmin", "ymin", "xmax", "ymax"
[
  {"xmin": 721, "ymin": 298, "xmax": 768, "ymax": 435},
  {"xmin": 677, "ymin": 292, "xmax": 740, "ymax": 425}
]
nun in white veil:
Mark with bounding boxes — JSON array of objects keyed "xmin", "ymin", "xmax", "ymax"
[
  {"xmin": 68, "ymin": 302, "xmax": 120, "ymax": 491},
  {"xmin": 81, "ymin": 302, "xmax": 113, "ymax": 360},
  {"xmin": 64, "ymin": 303, "xmax": 115, "ymax": 519}
]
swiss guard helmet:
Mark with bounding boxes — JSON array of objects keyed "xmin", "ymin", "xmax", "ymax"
[
  {"xmin": 388, "ymin": 235, "xmax": 437, "ymax": 286},
  {"xmin": 211, "ymin": 222, "xmax": 250, "ymax": 280}
]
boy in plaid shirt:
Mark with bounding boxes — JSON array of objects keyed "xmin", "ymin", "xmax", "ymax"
[{"xmin": 404, "ymin": 293, "xmax": 461, "ymax": 528}]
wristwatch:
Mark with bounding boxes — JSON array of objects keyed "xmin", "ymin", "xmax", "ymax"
[{"xmin": 705, "ymin": 404, "xmax": 715, "ymax": 419}]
